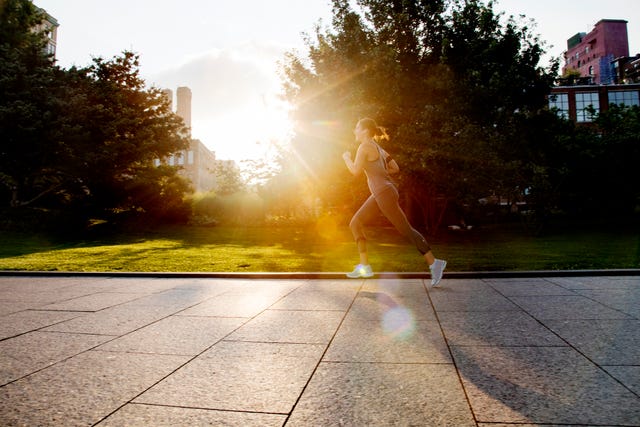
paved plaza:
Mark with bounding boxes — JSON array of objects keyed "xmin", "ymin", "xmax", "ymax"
[{"xmin": 0, "ymin": 273, "xmax": 639, "ymax": 426}]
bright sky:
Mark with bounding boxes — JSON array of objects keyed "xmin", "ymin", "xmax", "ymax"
[{"xmin": 34, "ymin": 0, "xmax": 640, "ymax": 161}]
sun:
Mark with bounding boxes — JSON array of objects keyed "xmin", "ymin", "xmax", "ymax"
[{"xmin": 192, "ymin": 94, "xmax": 293, "ymax": 163}]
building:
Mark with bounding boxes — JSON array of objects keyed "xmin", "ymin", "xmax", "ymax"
[
  {"xmin": 160, "ymin": 87, "xmax": 218, "ymax": 192},
  {"xmin": 612, "ymin": 55, "xmax": 640, "ymax": 84},
  {"xmin": 563, "ymin": 19, "xmax": 629, "ymax": 85},
  {"xmin": 176, "ymin": 87, "xmax": 192, "ymax": 130},
  {"xmin": 34, "ymin": 7, "xmax": 58, "ymax": 59},
  {"xmin": 549, "ymin": 83, "xmax": 640, "ymax": 123},
  {"xmin": 181, "ymin": 139, "xmax": 217, "ymax": 192},
  {"xmin": 162, "ymin": 88, "xmax": 173, "ymax": 109}
]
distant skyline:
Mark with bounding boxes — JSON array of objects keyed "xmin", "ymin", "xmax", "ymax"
[{"xmin": 34, "ymin": 0, "xmax": 640, "ymax": 161}]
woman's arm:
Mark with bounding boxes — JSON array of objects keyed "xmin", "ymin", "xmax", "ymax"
[
  {"xmin": 387, "ymin": 158, "xmax": 400, "ymax": 174},
  {"xmin": 380, "ymin": 148, "xmax": 399, "ymax": 174},
  {"xmin": 343, "ymin": 144, "xmax": 371, "ymax": 176}
]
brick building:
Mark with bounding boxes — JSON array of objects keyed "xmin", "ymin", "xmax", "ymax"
[
  {"xmin": 549, "ymin": 83, "xmax": 640, "ymax": 122},
  {"xmin": 563, "ymin": 19, "xmax": 629, "ymax": 85},
  {"xmin": 612, "ymin": 55, "xmax": 640, "ymax": 84}
]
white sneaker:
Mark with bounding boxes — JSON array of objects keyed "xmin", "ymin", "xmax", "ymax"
[
  {"xmin": 346, "ymin": 264, "xmax": 374, "ymax": 279},
  {"xmin": 430, "ymin": 259, "xmax": 447, "ymax": 287}
]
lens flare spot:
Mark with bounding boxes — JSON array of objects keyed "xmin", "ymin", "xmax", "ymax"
[
  {"xmin": 316, "ymin": 214, "xmax": 339, "ymax": 240},
  {"xmin": 381, "ymin": 306, "xmax": 415, "ymax": 340},
  {"xmin": 311, "ymin": 120, "xmax": 341, "ymax": 129}
]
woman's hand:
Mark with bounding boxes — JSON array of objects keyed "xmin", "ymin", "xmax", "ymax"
[{"xmin": 342, "ymin": 151, "xmax": 351, "ymax": 161}]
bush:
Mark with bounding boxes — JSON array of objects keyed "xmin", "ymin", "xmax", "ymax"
[{"xmin": 190, "ymin": 191, "xmax": 265, "ymax": 225}]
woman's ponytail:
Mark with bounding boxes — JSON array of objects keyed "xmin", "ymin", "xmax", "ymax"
[{"xmin": 358, "ymin": 117, "xmax": 389, "ymax": 142}]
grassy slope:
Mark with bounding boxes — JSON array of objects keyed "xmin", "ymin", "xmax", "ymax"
[{"xmin": 1, "ymin": 221, "xmax": 639, "ymax": 272}]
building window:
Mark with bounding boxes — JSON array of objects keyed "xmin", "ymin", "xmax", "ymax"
[
  {"xmin": 176, "ymin": 151, "xmax": 184, "ymax": 165},
  {"xmin": 608, "ymin": 90, "xmax": 639, "ymax": 107},
  {"xmin": 588, "ymin": 66, "xmax": 594, "ymax": 75},
  {"xmin": 188, "ymin": 150, "xmax": 194, "ymax": 164},
  {"xmin": 575, "ymin": 92, "xmax": 599, "ymax": 122},
  {"xmin": 548, "ymin": 93, "xmax": 569, "ymax": 119}
]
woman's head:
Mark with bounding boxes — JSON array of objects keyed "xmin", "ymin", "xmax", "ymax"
[{"xmin": 355, "ymin": 118, "xmax": 389, "ymax": 143}]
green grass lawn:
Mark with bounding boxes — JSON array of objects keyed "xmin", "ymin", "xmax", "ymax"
[{"xmin": 1, "ymin": 222, "xmax": 639, "ymax": 272}]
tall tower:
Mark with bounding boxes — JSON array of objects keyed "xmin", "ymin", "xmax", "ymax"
[
  {"xmin": 157, "ymin": 86, "xmax": 218, "ymax": 192},
  {"xmin": 176, "ymin": 86, "xmax": 192, "ymax": 135},
  {"xmin": 161, "ymin": 88, "xmax": 173, "ymax": 110}
]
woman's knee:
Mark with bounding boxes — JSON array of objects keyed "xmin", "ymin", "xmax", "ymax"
[
  {"xmin": 349, "ymin": 216, "xmax": 360, "ymax": 232},
  {"xmin": 350, "ymin": 217, "xmax": 366, "ymax": 242}
]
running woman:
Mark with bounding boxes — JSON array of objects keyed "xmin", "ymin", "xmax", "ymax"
[{"xmin": 342, "ymin": 117, "xmax": 446, "ymax": 286}]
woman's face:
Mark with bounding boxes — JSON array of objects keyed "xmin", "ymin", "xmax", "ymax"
[{"xmin": 354, "ymin": 122, "xmax": 367, "ymax": 142}]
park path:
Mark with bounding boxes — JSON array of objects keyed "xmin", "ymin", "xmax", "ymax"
[{"xmin": 0, "ymin": 274, "xmax": 639, "ymax": 426}]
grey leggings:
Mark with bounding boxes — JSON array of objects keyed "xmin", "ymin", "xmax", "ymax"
[{"xmin": 349, "ymin": 185, "xmax": 431, "ymax": 255}]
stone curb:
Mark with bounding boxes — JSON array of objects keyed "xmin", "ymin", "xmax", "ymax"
[{"xmin": 1, "ymin": 269, "xmax": 639, "ymax": 279}]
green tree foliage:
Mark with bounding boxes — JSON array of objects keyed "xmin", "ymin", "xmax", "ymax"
[
  {"xmin": 282, "ymin": 0, "xmax": 560, "ymax": 229},
  {"xmin": 0, "ymin": 0, "xmax": 57, "ymax": 206},
  {"xmin": 586, "ymin": 105, "xmax": 640, "ymax": 215},
  {"xmin": 211, "ymin": 161, "xmax": 245, "ymax": 196},
  {"xmin": 523, "ymin": 104, "xmax": 640, "ymax": 221},
  {"xmin": 255, "ymin": 152, "xmax": 319, "ymax": 223},
  {"xmin": 66, "ymin": 52, "xmax": 191, "ymax": 223},
  {"xmin": 1, "ymin": 0, "xmax": 191, "ymax": 228}
]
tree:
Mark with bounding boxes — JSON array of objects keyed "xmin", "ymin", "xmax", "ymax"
[
  {"xmin": 282, "ymin": 0, "xmax": 558, "ymax": 230},
  {"xmin": 0, "ymin": 0, "xmax": 59, "ymax": 207},
  {"xmin": 587, "ymin": 104, "xmax": 640, "ymax": 216},
  {"xmin": 1, "ymin": 0, "xmax": 192, "ymax": 228},
  {"xmin": 211, "ymin": 160, "xmax": 245, "ymax": 196},
  {"xmin": 68, "ymin": 52, "xmax": 191, "ymax": 223}
]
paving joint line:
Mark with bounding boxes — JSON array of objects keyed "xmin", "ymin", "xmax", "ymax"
[
  {"xmin": 282, "ymin": 278, "xmax": 366, "ymax": 426},
  {"xmin": 91, "ymin": 282, "xmax": 306, "ymax": 426},
  {"xmin": 423, "ymin": 278, "xmax": 480, "ymax": 426},
  {"xmin": 484, "ymin": 279, "xmax": 640, "ymax": 400}
]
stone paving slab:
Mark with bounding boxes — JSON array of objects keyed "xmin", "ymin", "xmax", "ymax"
[
  {"xmin": 0, "ymin": 301, "xmax": 41, "ymax": 316},
  {"xmin": 135, "ymin": 341, "xmax": 326, "ymax": 414},
  {"xmin": 510, "ymin": 295, "xmax": 633, "ymax": 320},
  {"xmin": 0, "ymin": 274, "xmax": 639, "ymax": 426},
  {"xmin": 604, "ymin": 365, "xmax": 640, "ymax": 396},
  {"xmin": 324, "ymin": 317, "xmax": 450, "ymax": 364},
  {"xmin": 548, "ymin": 275, "xmax": 640, "ymax": 290},
  {"xmin": 97, "ymin": 403, "xmax": 287, "ymax": 426},
  {"xmin": 451, "ymin": 345, "xmax": 640, "ymax": 425},
  {"xmin": 97, "ymin": 316, "xmax": 246, "ymax": 356},
  {"xmin": 573, "ymin": 287, "xmax": 640, "ymax": 318},
  {"xmin": 0, "ymin": 331, "xmax": 112, "ymax": 385},
  {"xmin": 286, "ymin": 362, "xmax": 476, "ymax": 426},
  {"xmin": 429, "ymin": 281, "xmax": 521, "ymax": 312},
  {"xmin": 40, "ymin": 292, "xmax": 146, "ymax": 312},
  {"xmin": 0, "ymin": 309, "xmax": 82, "ymax": 340},
  {"xmin": 350, "ymin": 290, "xmax": 437, "ymax": 321},
  {"xmin": 227, "ymin": 310, "xmax": 345, "ymax": 344},
  {"xmin": 0, "ymin": 350, "xmax": 189, "ymax": 426},
  {"xmin": 543, "ymin": 319, "xmax": 640, "ymax": 365},
  {"xmin": 484, "ymin": 278, "xmax": 577, "ymax": 296},
  {"xmin": 270, "ymin": 288, "xmax": 357, "ymax": 311},
  {"xmin": 437, "ymin": 311, "xmax": 567, "ymax": 347}
]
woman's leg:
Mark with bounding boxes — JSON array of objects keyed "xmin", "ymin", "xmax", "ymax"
[
  {"xmin": 374, "ymin": 187, "xmax": 431, "ymax": 255},
  {"xmin": 374, "ymin": 187, "xmax": 446, "ymax": 285},
  {"xmin": 349, "ymin": 194, "xmax": 380, "ymax": 265}
]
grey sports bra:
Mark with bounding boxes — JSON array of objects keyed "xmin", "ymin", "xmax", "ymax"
[{"xmin": 363, "ymin": 143, "xmax": 394, "ymax": 196}]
